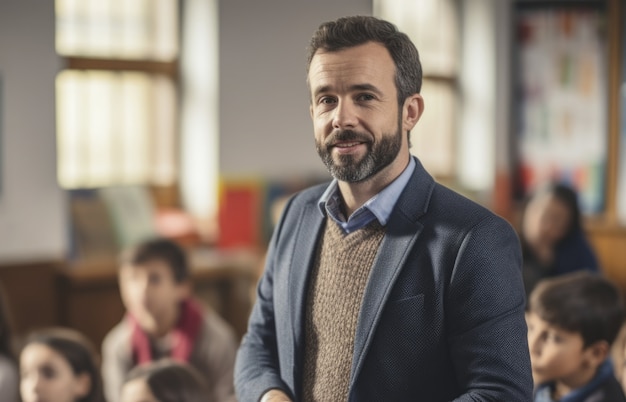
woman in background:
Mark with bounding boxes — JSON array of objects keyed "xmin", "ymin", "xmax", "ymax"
[
  {"xmin": 520, "ymin": 182, "xmax": 599, "ymax": 298},
  {"xmin": 0, "ymin": 282, "xmax": 18, "ymax": 401},
  {"xmin": 120, "ymin": 359, "xmax": 210, "ymax": 402},
  {"xmin": 20, "ymin": 327, "xmax": 105, "ymax": 402}
]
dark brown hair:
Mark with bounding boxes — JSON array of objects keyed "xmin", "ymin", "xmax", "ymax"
[
  {"xmin": 124, "ymin": 359, "xmax": 210, "ymax": 402},
  {"xmin": 529, "ymin": 271, "xmax": 625, "ymax": 348},
  {"xmin": 21, "ymin": 327, "xmax": 105, "ymax": 402},
  {"xmin": 119, "ymin": 237, "xmax": 189, "ymax": 283},
  {"xmin": 306, "ymin": 15, "xmax": 422, "ymax": 106}
]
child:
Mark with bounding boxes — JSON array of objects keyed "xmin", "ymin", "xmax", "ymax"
[
  {"xmin": 120, "ymin": 359, "xmax": 210, "ymax": 402},
  {"xmin": 520, "ymin": 183, "xmax": 599, "ymax": 298},
  {"xmin": 527, "ymin": 271, "xmax": 626, "ymax": 401},
  {"xmin": 19, "ymin": 327, "xmax": 105, "ymax": 402},
  {"xmin": 101, "ymin": 237, "xmax": 237, "ymax": 402}
]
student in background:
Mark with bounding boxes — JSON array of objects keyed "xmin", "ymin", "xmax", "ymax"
[
  {"xmin": 19, "ymin": 327, "xmax": 105, "ymax": 402},
  {"xmin": 520, "ymin": 182, "xmax": 599, "ymax": 298},
  {"xmin": 120, "ymin": 359, "xmax": 210, "ymax": 402},
  {"xmin": 101, "ymin": 237, "xmax": 237, "ymax": 402},
  {"xmin": 527, "ymin": 271, "xmax": 626, "ymax": 401},
  {"xmin": 0, "ymin": 282, "xmax": 18, "ymax": 401}
]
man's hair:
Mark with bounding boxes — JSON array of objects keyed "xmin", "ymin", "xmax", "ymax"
[
  {"xmin": 119, "ymin": 237, "xmax": 189, "ymax": 283},
  {"xmin": 306, "ymin": 15, "xmax": 422, "ymax": 106},
  {"xmin": 529, "ymin": 271, "xmax": 625, "ymax": 347}
]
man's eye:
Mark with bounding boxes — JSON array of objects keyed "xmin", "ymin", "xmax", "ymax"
[
  {"xmin": 319, "ymin": 97, "xmax": 336, "ymax": 105},
  {"xmin": 357, "ymin": 93, "xmax": 374, "ymax": 101}
]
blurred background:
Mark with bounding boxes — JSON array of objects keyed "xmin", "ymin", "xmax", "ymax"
[{"xmin": 0, "ymin": 0, "xmax": 624, "ymax": 351}]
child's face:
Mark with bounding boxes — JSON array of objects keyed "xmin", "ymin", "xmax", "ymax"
[
  {"xmin": 523, "ymin": 194, "xmax": 572, "ymax": 247},
  {"xmin": 20, "ymin": 343, "xmax": 90, "ymax": 402},
  {"xmin": 119, "ymin": 259, "xmax": 188, "ymax": 337},
  {"xmin": 120, "ymin": 377, "xmax": 158, "ymax": 402},
  {"xmin": 526, "ymin": 311, "xmax": 598, "ymax": 388}
]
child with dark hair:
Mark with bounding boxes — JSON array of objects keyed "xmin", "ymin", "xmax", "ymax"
[
  {"xmin": 520, "ymin": 182, "xmax": 599, "ymax": 297},
  {"xmin": 19, "ymin": 327, "xmax": 105, "ymax": 402},
  {"xmin": 102, "ymin": 237, "xmax": 237, "ymax": 402},
  {"xmin": 121, "ymin": 359, "xmax": 210, "ymax": 402},
  {"xmin": 527, "ymin": 271, "xmax": 626, "ymax": 401}
]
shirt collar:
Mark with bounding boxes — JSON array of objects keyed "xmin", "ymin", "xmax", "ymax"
[{"xmin": 317, "ymin": 156, "xmax": 416, "ymax": 227}]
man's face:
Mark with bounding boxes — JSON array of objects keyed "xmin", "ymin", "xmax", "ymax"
[
  {"xmin": 526, "ymin": 311, "xmax": 595, "ymax": 387},
  {"xmin": 308, "ymin": 42, "xmax": 415, "ymax": 183},
  {"xmin": 119, "ymin": 260, "xmax": 187, "ymax": 336}
]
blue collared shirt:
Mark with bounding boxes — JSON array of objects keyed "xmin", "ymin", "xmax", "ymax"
[{"xmin": 317, "ymin": 157, "xmax": 416, "ymax": 233}]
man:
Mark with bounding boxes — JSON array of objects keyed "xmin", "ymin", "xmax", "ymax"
[{"xmin": 235, "ymin": 15, "xmax": 533, "ymax": 401}]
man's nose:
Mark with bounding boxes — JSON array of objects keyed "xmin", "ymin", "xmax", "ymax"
[{"xmin": 332, "ymin": 100, "xmax": 358, "ymax": 130}]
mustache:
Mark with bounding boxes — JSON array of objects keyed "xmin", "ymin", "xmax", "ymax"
[{"xmin": 325, "ymin": 130, "xmax": 370, "ymax": 147}]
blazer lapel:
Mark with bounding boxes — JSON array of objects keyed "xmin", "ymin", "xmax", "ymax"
[
  {"xmin": 349, "ymin": 157, "xmax": 434, "ymax": 388},
  {"xmin": 288, "ymin": 201, "xmax": 325, "ymax": 392}
]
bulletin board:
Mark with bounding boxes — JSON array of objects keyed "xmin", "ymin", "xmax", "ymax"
[{"xmin": 511, "ymin": 1, "xmax": 608, "ymax": 214}]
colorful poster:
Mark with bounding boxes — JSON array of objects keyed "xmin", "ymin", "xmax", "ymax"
[{"xmin": 513, "ymin": 4, "xmax": 607, "ymax": 214}]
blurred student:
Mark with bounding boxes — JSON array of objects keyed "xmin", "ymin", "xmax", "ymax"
[
  {"xmin": 101, "ymin": 237, "xmax": 237, "ymax": 402},
  {"xmin": 0, "ymin": 282, "xmax": 18, "ymax": 401},
  {"xmin": 19, "ymin": 327, "xmax": 105, "ymax": 402},
  {"xmin": 521, "ymin": 182, "xmax": 599, "ymax": 297},
  {"xmin": 527, "ymin": 271, "xmax": 626, "ymax": 401},
  {"xmin": 120, "ymin": 359, "xmax": 210, "ymax": 402}
]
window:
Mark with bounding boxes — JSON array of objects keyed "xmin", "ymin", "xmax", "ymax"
[{"xmin": 54, "ymin": 0, "xmax": 179, "ymax": 189}]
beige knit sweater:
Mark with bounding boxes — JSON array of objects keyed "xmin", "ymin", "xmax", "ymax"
[{"xmin": 302, "ymin": 220, "xmax": 386, "ymax": 402}]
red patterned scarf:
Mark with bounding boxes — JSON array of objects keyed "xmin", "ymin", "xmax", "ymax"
[{"xmin": 129, "ymin": 298, "xmax": 204, "ymax": 365}]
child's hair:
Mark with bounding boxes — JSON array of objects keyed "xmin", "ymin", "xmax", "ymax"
[
  {"xmin": 0, "ymin": 282, "xmax": 16, "ymax": 361},
  {"xmin": 124, "ymin": 359, "xmax": 210, "ymax": 402},
  {"xmin": 119, "ymin": 237, "xmax": 190, "ymax": 283},
  {"xmin": 21, "ymin": 327, "xmax": 105, "ymax": 402},
  {"xmin": 529, "ymin": 271, "xmax": 625, "ymax": 348}
]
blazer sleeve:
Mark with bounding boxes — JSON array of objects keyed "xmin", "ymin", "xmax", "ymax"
[
  {"xmin": 234, "ymin": 197, "xmax": 295, "ymax": 402},
  {"xmin": 447, "ymin": 214, "xmax": 533, "ymax": 401}
]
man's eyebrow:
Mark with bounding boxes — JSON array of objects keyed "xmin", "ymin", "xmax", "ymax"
[
  {"xmin": 350, "ymin": 83, "xmax": 383, "ymax": 96},
  {"xmin": 312, "ymin": 83, "xmax": 383, "ymax": 98}
]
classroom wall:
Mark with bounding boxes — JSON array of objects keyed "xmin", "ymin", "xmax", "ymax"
[
  {"xmin": 0, "ymin": 1, "xmax": 66, "ymax": 263},
  {"xmin": 219, "ymin": 0, "xmax": 372, "ymax": 179}
]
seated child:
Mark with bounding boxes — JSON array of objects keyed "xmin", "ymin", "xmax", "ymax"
[
  {"xmin": 527, "ymin": 271, "xmax": 626, "ymax": 401},
  {"xmin": 101, "ymin": 237, "xmax": 237, "ymax": 402},
  {"xmin": 520, "ymin": 182, "xmax": 599, "ymax": 298},
  {"xmin": 19, "ymin": 327, "xmax": 105, "ymax": 402},
  {"xmin": 120, "ymin": 359, "xmax": 210, "ymax": 402}
]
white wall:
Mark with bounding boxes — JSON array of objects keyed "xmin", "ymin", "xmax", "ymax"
[
  {"xmin": 219, "ymin": 0, "xmax": 372, "ymax": 179},
  {"xmin": 0, "ymin": 2, "xmax": 66, "ymax": 262}
]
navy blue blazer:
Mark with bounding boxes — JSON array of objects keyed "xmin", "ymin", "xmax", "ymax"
[{"xmin": 235, "ymin": 157, "xmax": 533, "ymax": 401}]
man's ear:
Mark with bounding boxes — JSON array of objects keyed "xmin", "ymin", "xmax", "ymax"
[
  {"xmin": 73, "ymin": 372, "xmax": 92, "ymax": 399},
  {"xmin": 403, "ymin": 93, "xmax": 424, "ymax": 132}
]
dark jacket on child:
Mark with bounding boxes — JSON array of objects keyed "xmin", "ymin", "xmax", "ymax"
[{"xmin": 534, "ymin": 360, "xmax": 626, "ymax": 402}]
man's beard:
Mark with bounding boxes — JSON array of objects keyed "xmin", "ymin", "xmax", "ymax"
[{"xmin": 316, "ymin": 124, "xmax": 403, "ymax": 183}]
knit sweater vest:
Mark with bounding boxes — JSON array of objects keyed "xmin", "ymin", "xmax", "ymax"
[{"xmin": 302, "ymin": 219, "xmax": 386, "ymax": 402}]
